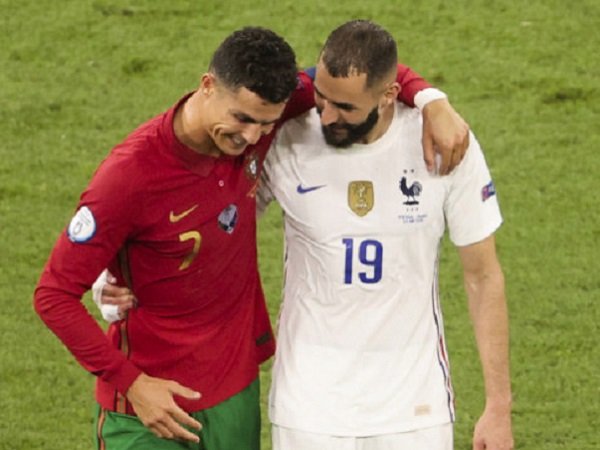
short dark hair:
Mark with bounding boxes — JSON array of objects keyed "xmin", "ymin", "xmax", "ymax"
[
  {"xmin": 209, "ymin": 27, "xmax": 298, "ymax": 104},
  {"xmin": 320, "ymin": 20, "xmax": 398, "ymax": 88}
]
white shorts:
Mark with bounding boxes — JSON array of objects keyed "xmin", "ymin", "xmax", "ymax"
[{"xmin": 272, "ymin": 423, "xmax": 453, "ymax": 450}]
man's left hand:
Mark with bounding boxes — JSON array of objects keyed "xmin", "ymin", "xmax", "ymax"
[{"xmin": 422, "ymin": 98, "xmax": 470, "ymax": 175}]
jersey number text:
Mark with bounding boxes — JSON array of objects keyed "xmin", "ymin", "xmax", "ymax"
[
  {"xmin": 342, "ymin": 238, "xmax": 383, "ymax": 284},
  {"xmin": 179, "ymin": 231, "xmax": 202, "ymax": 270}
]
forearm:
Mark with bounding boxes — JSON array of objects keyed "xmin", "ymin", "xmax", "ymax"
[
  {"xmin": 34, "ymin": 260, "xmax": 142, "ymax": 394},
  {"xmin": 299, "ymin": 64, "xmax": 434, "ymax": 110},
  {"xmin": 465, "ymin": 265, "xmax": 512, "ymax": 411}
]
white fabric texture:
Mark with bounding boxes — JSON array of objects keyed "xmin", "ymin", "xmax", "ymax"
[{"xmin": 261, "ymin": 104, "xmax": 502, "ymax": 436}]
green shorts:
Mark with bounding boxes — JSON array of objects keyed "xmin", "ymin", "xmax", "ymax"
[{"xmin": 94, "ymin": 379, "xmax": 260, "ymax": 450}]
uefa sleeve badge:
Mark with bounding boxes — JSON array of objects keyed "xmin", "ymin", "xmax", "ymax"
[{"xmin": 67, "ymin": 206, "xmax": 97, "ymax": 243}]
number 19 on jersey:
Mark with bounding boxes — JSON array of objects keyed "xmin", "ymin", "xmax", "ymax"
[{"xmin": 342, "ymin": 238, "xmax": 383, "ymax": 284}]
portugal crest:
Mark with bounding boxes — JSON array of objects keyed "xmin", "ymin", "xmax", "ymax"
[
  {"xmin": 245, "ymin": 151, "xmax": 259, "ymax": 181},
  {"xmin": 348, "ymin": 181, "xmax": 374, "ymax": 217}
]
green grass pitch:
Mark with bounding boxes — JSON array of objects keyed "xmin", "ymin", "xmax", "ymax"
[{"xmin": 1, "ymin": 1, "xmax": 599, "ymax": 449}]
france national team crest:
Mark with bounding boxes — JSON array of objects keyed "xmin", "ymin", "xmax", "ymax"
[
  {"xmin": 67, "ymin": 206, "xmax": 96, "ymax": 243},
  {"xmin": 398, "ymin": 170, "xmax": 428, "ymax": 224},
  {"xmin": 348, "ymin": 181, "xmax": 374, "ymax": 217},
  {"xmin": 218, "ymin": 204, "xmax": 238, "ymax": 234},
  {"xmin": 481, "ymin": 180, "xmax": 496, "ymax": 202},
  {"xmin": 399, "ymin": 171, "xmax": 422, "ymax": 205},
  {"xmin": 245, "ymin": 151, "xmax": 259, "ymax": 181}
]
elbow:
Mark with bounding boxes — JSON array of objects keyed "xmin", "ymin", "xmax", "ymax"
[
  {"xmin": 33, "ymin": 284, "xmax": 51, "ymax": 319},
  {"xmin": 33, "ymin": 275, "xmax": 67, "ymax": 322},
  {"xmin": 465, "ymin": 259, "xmax": 504, "ymax": 284},
  {"xmin": 463, "ymin": 265, "xmax": 505, "ymax": 298}
]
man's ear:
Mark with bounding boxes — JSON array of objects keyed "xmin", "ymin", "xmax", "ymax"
[
  {"xmin": 383, "ymin": 81, "xmax": 401, "ymax": 106},
  {"xmin": 200, "ymin": 73, "xmax": 216, "ymax": 96}
]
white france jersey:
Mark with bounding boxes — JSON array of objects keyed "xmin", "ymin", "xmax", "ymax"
[{"xmin": 259, "ymin": 104, "xmax": 502, "ymax": 436}]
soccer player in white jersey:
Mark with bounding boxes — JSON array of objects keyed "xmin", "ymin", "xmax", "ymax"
[{"xmin": 257, "ymin": 20, "xmax": 513, "ymax": 450}]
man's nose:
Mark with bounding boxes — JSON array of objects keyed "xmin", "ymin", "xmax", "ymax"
[
  {"xmin": 320, "ymin": 101, "xmax": 339, "ymax": 126},
  {"xmin": 240, "ymin": 123, "xmax": 263, "ymax": 145}
]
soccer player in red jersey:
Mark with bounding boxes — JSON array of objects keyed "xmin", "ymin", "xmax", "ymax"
[{"xmin": 34, "ymin": 26, "xmax": 468, "ymax": 449}]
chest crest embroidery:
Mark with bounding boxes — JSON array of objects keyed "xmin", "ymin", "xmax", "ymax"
[
  {"xmin": 348, "ymin": 181, "xmax": 374, "ymax": 217},
  {"xmin": 244, "ymin": 151, "xmax": 260, "ymax": 181}
]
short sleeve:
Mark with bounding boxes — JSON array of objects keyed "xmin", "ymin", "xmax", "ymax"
[{"xmin": 444, "ymin": 133, "xmax": 503, "ymax": 247}]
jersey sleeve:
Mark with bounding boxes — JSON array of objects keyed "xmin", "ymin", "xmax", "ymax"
[
  {"xmin": 34, "ymin": 152, "xmax": 145, "ymax": 395},
  {"xmin": 395, "ymin": 63, "xmax": 431, "ymax": 107},
  {"xmin": 444, "ymin": 133, "xmax": 503, "ymax": 246},
  {"xmin": 279, "ymin": 71, "xmax": 316, "ymax": 122}
]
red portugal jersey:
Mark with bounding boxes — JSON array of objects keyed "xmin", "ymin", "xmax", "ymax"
[
  {"xmin": 34, "ymin": 68, "xmax": 428, "ymax": 413},
  {"xmin": 35, "ymin": 93, "xmax": 287, "ymax": 413}
]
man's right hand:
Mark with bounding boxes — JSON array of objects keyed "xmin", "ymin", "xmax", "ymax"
[
  {"xmin": 421, "ymin": 97, "xmax": 470, "ymax": 175},
  {"xmin": 127, "ymin": 373, "xmax": 203, "ymax": 442}
]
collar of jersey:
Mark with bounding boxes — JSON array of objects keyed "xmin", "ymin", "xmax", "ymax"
[{"xmin": 163, "ymin": 92, "xmax": 217, "ymax": 178}]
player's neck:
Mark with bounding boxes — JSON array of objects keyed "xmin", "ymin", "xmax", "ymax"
[
  {"xmin": 173, "ymin": 92, "xmax": 221, "ymax": 158},
  {"xmin": 362, "ymin": 102, "xmax": 394, "ymax": 145}
]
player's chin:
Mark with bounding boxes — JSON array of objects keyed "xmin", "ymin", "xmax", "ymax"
[
  {"xmin": 221, "ymin": 144, "xmax": 247, "ymax": 157},
  {"xmin": 322, "ymin": 128, "xmax": 351, "ymax": 148},
  {"xmin": 217, "ymin": 135, "xmax": 248, "ymax": 156}
]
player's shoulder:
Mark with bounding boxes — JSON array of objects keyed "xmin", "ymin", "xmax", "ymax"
[
  {"xmin": 89, "ymin": 114, "xmax": 168, "ymax": 195},
  {"xmin": 446, "ymin": 129, "xmax": 491, "ymax": 185},
  {"xmin": 116, "ymin": 113, "xmax": 166, "ymax": 158},
  {"xmin": 394, "ymin": 102, "xmax": 423, "ymax": 131}
]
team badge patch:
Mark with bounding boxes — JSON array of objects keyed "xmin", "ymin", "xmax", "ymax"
[
  {"xmin": 398, "ymin": 170, "xmax": 428, "ymax": 224},
  {"xmin": 67, "ymin": 206, "xmax": 96, "ymax": 243},
  {"xmin": 245, "ymin": 152, "xmax": 259, "ymax": 181},
  {"xmin": 218, "ymin": 204, "xmax": 238, "ymax": 234},
  {"xmin": 399, "ymin": 173, "xmax": 423, "ymax": 205},
  {"xmin": 348, "ymin": 181, "xmax": 374, "ymax": 217},
  {"xmin": 481, "ymin": 180, "xmax": 496, "ymax": 201}
]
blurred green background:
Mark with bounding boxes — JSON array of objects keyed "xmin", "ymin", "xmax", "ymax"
[{"xmin": 1, "ymin": 1, "xmax": 598, "ymax": 448}]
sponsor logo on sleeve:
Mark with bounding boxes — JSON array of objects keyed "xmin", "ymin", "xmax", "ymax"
[{"xmin": 67, "ymin": 206, "xmax": 96, "ymax": 243}]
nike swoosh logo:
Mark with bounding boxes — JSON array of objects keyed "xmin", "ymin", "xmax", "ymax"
[
  {"xmin": 296, "ymin": 184, "xmax": 326, "ymax": 194},
  {"xmin": 169, "ymin": 204, "xmax": 199, "ymax": 223}
]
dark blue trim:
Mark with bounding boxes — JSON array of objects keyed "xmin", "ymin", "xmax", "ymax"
[{"xmin": 304, "ymin": 66, "xmax": 316, "ymax": 80}]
